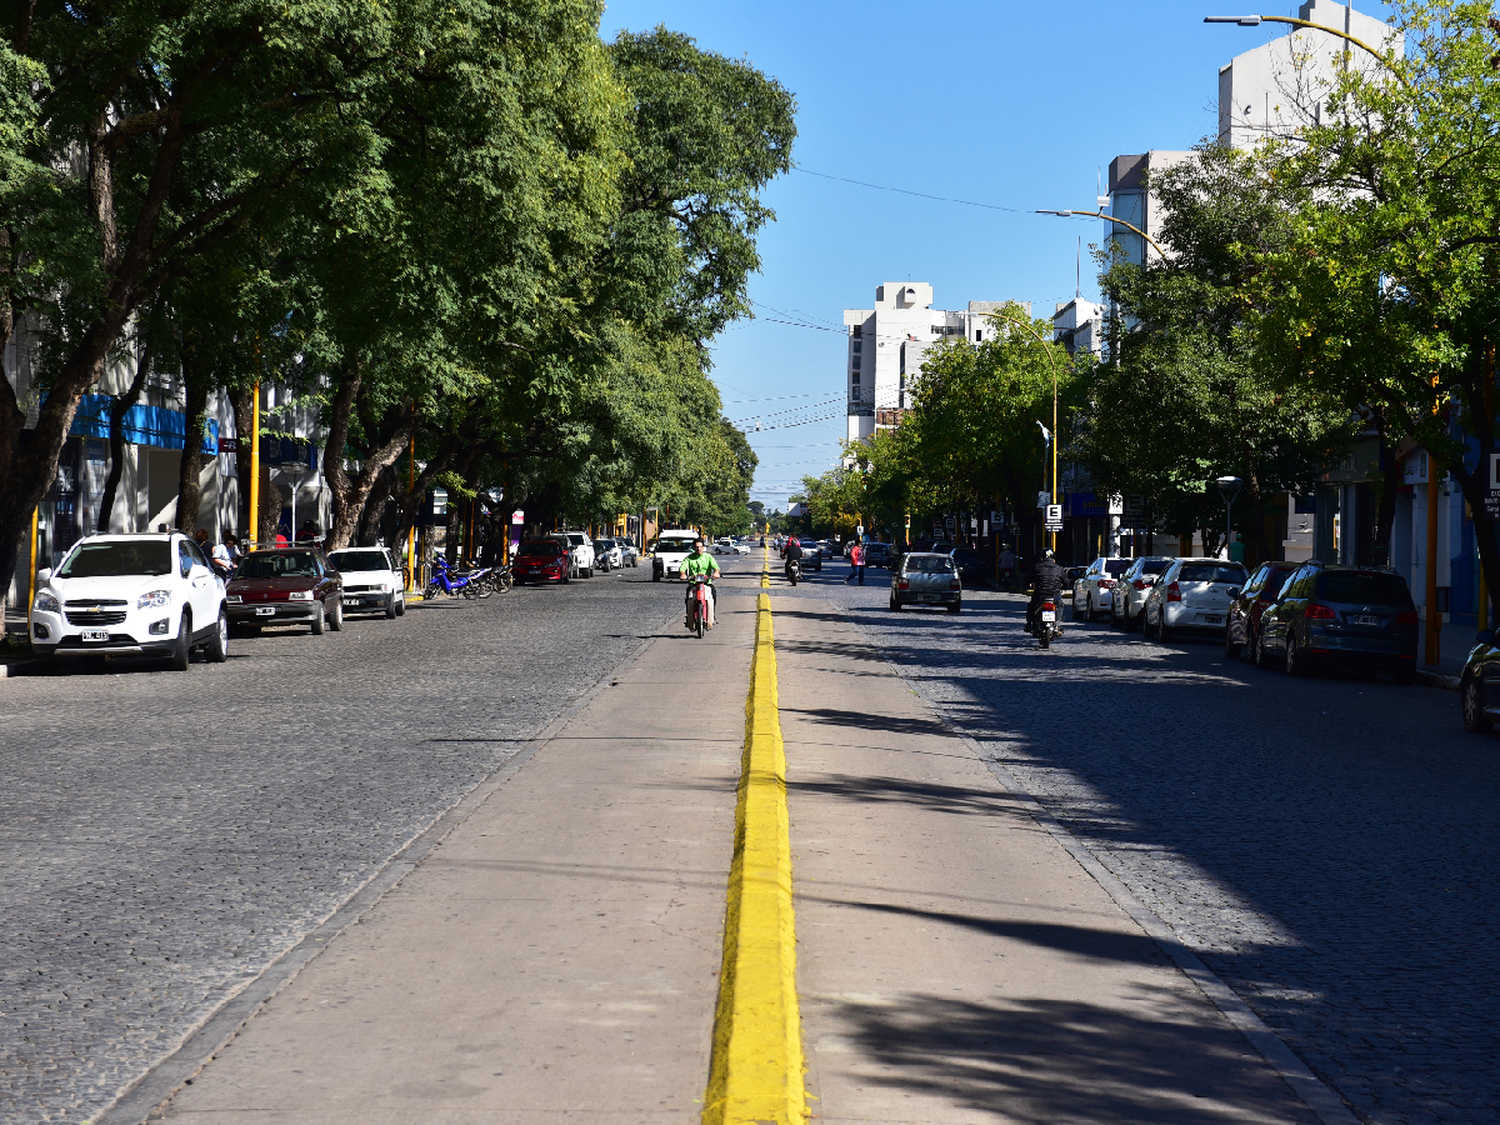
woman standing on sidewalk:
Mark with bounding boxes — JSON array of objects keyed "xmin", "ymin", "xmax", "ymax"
[{"xmin": 846, "ymin": 541, "xmax": 865, "ymax": 586}]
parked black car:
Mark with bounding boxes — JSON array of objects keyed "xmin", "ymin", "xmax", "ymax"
[
  {"xmin": 950, "ymin": 548, "xmax": 988, "ymax": 587},
  {"xmin": 1224, "ymin": 560, "xmax": 1300, "ymax": 660},
  {"xmin": 1254, "ymin": 563, "xmax": 1418, "ymax": 681},
  {"xmin": 864, "ymin": 542, "xmax": 895, "ymax": 569},
  {"xmin": 1459, "ymin": 631, "xmax": 1500, "ymax": 732}
]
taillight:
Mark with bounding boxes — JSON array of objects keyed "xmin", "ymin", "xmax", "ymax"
[
  {"xmin": 949, "ymin": 580, "xmax": 961, "ymax": 591},
  {"xmin": 1132, "ymin": 579, "xmax": 1146, "ymax": 590},
  {"xmin": 1395, "ymin": 609, "xmax": 1418, "ymax": 626},
  {"xmin": 1099, "ymin": 578, "xmax": 1115, "ymax": 589},
  {"xmin": 898, "ymin": 580, "xmax": 910, "ymax": 590},
  {"xmin": 1305, "ymin": 603, "xmax": 1336, "ymax": 620},
  {"xmin": 1042, "ymin": 601, "xmax": 1055, "ymax": 612},
  {"xmin": 1166, "ymin": 581, "xmax": 1182, "ymax": 603}
]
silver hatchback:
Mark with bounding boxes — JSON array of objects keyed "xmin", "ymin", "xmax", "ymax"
[{"xmin": 890, "ymin": 552, "xmax": 962, "ymax": 614}]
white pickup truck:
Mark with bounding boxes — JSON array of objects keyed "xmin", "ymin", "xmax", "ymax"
[{"xmin": 650, "ymin": 529, "xmax": 701, "ymax": 582}]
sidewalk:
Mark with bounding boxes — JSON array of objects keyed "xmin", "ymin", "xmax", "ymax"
[{"xmin": 129, "ymin": 581, "xmax": 1335, "ymax": 1124}]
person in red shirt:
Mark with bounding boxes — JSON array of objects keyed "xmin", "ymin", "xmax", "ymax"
[{"xmin": 846, "ymin": 541, "xmax": 865, "ymax": 585}]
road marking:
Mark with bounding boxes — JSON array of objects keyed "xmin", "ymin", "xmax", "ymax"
[{"xmin": 702, "ymin": 588, "xmax": 806, "ymax": 1125}]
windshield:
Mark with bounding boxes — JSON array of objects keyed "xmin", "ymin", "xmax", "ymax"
[
  {"xmin": 904, "ymin": 556, "xmax": 956, "ymax": 574},
  {"xmin": 518, "ymin": 542, "xmax": 563, "ymax": 557},
  {"xmin": 328, "ymin": 550, "xmax": 389, "ymax": 572},
  {"xmin": 237, "ymin": 552, "xmax": 319, "ymax": 579},
  {"xmin": 58, "ymin": 540, "xmax": 172, "ymax": 578},
  {"xmin": 651, "ymin": 537, "xmax": 696, "ymax": 553},
  {"xmin": 1179, "ymin": 563, "xmax": 1247, "ymax": 584},
  {"xmin": 1318, "ymin": 571, "xmax": 1412, "ymax": 606}
]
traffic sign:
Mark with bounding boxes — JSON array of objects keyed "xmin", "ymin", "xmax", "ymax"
[{"xmin": 1044, "ymin": 504, "xmax": 1064, "ymax": 532}]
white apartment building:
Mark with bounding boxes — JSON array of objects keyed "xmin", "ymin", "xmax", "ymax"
[
  {"xmin": 1051, "ymin": 298, "xmax": 1105, "ymax": 358},
  {"xmin": 843, "ymin": 283, "xmax": 1013, "ymax": 444},
  {"xmin": 1218, "ymin": 0, "xmax": 1402, "ymax": 150}
]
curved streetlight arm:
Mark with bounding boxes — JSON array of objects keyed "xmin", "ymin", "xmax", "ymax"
[
  {"xmin": 1203, "ymin": 15, "xmax": 1411, "ymax": 90},
  {"xmin": 1037, "ymin": 209, "xmax": 1168, "ymax": 259}
]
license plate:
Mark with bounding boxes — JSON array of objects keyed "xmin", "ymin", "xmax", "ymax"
[
  {"xmin": 922, "ymin": 594, "xmax": 937, "ymax": 603},
  {"xmin": 255, "ymin": 606, "xmax": 275, "ymax": 616},
  {"xmin": 1204, "ymin": 614, "xmax": 1223, "ymax": 624},
  {"xmin": 1041, "ymin": 610, "xmax": 1056, "ymax": 623},
  {"xmin": 81, "ymin": 629, "xmax": 109, "ymax": 643},
  {"xmin": 1353, "ymin": 614, "xmax": 1379, "ymax": 626}
]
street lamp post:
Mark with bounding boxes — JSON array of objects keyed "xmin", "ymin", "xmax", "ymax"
[
  {"xmin": 1203, "ymin": 15, "xmax": 1410, "ymax": 90},
  {"xmin": 1216, "ymin": 475, "xmax": 1242, "ymax": 558},
  {"xmin": 1036, "ymin": 209, "xmax": 1168, "ymax": 260}
]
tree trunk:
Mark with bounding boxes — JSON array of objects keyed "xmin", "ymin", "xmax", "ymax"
[
  {"xmin": 229, "ymin": 383, "xmax": 255, "ymax": 537},
  {"xmin": 324, "ymin": 407, "xmax": 420, "ymax": 551},
  {"xmin": 97, "ymin": 335, "xmax": 155, "ymax": 534},
  {"xmin": 173, "ymin": 347, "xmax": 211, "ymax": 534}
]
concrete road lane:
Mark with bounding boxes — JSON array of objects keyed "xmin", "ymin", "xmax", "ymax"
[{"xmin": 774, "ymin": 591, "xmax": 1319, "ymax": 1125}]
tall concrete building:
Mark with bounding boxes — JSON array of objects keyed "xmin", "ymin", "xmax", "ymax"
[
  {"xmin": 843, "ymin": 283, "xmax": 1014, "ymax": 445},
  {"xmin": 1218, "ymin": 0, "xmax": 1401, "ymax": 150}
]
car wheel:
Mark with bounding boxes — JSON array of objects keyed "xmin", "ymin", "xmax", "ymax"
[
  {"xmin": 1142, "ymin": 607, "xmax": 1156, "ymax": 639},
  {"xmin": 205, "ymin": 609, "xmax": 229, "ymax": 663},
  {"xmin": 1071, "ymin": 592, "xmax": 1083, "ymax": 621},
  {"xmin": 169, "ymin": 610, "xmax": 192, "ymax": 671},
  {"xmin": 1086, "ymin": 595, "xmax": 1099, "ymax": 623},
  {"xmin": 947, "ymin": 601, "xmax": 961, "ymax": 615},
  {"xmin": 311, "ymin": 603, "xmax": 326, "ymax": 635},
  {"xmin": 395, "ymin": 593, "xmax": 406, "ymax": 614},
  {"xmin": 329, "ymin": 597, "xmax": 344, "ymax": 631},
  {"xmin": 1252, "ymin": 626, "xmax": 1274, "ymax": 669},
  {"xmin": 1284, "ymin": 631, "xmax": 1304, "ymax": 676},
  {"xmin": 1461, "ymin": 676, "xmax": 1491, "ymax": 730},
  {"xmin": 385, "ymin": 592, "xmax": 398, "ymax": 619},
  {"xmin": 652, "ymin": 568, "xmax": 662, "ymax": 582}
]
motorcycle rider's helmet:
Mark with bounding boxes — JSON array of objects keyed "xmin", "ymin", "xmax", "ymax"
[{"xmin": 1043, "ymin": 549, "xmax": 1055, "ymax": 560}]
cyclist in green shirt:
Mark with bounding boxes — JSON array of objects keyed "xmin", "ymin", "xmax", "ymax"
[{"xmin": 681, "ymin": 537, "xmax": 721, "ymax": 629}]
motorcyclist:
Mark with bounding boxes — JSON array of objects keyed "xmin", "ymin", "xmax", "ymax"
[
  {"xmin": 681, "ymin": 537, "xmax": 721, "ymax": 629},
  {"xmin": 781, "ymin": 534, "xmax": 804, "ymax": 581},
  {"xmin": 1027, "ymin": 548, "xmax": 1065, "ymax": 634}
]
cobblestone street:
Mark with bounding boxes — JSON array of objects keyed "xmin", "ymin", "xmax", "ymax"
[
  {"xmin": 793, "ymin": 571, "xmax": 1500, "ymax": 1125},
  {"xmin": 0, "ymin": 562, "xmax": 729, "ymax": 1125}
]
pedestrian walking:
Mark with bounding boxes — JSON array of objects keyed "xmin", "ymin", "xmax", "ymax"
[{"xmin": 846, "ymin": 541, "xmax": 865, "ymax": 585}]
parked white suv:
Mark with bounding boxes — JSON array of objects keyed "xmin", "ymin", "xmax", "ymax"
[
  {"xmin": 554, "ymin": 531, "xmax": 596, "ymax": 578},
  {"xmin": 328, "ymin": 546, "xmax": 406, "ymax": 618},
  {"xmin": 30, "ymin": 532, "xmax": 228, "ymax": 670},
  {"xmin": 651, "ymin": 529, "xmax": 700, "ymax": 581}
]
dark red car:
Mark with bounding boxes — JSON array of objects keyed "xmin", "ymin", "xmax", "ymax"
[
  {"xmin": 1224, "ymin": 561, "xmax": 1299, "ymax": 661},
  {"xmin": 226, "ymin": 548, "xmax": 344, "ymax": 633},
  {"xmin": 512, "ymin": 540, "xmax": 570, "ymax": 585}
]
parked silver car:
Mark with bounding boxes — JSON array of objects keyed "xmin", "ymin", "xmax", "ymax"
[
  {"xmin": 889, "ymin": 552, "xmax": 962, "ymax": 613},
  {"xmin": 1072, "ymin": 556, "xmax": 1130, "ymax": 622},
  {"xmin": 1110, "ymin": 556, "xmax": 1174, "ymax": 630},
  {"xmin": 1142, "ymin": 558, "xmax": 1248, "ymax": 641}
]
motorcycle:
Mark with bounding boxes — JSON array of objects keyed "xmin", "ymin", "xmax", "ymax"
[
  {"xmin": 1031, "ymin": 599, "xmax": 1061, "ymax": 648},
  {"xmin": 687, "ymin": 575, "xmax": 713, "ymax": 638},
  {"xmin": 785, "ymin": 557, "xmax": 801, "ymax": 586}
]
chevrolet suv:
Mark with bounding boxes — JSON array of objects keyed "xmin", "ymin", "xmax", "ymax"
[{"xmin": 30, "ymin": 532, "xmax": 229, "ymax": 670}]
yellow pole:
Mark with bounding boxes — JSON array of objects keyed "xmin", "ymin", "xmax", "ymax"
[
  {"xmin": 406, "ymin": 435, "xmax": 416, "ymax": 591},
  {"xmin": 26, "ymin": 506, "xmax": 39, "ymax": 635},
  {"xmin": 248, "ymin": 379, "xmax": 260, "ymax": 549}
]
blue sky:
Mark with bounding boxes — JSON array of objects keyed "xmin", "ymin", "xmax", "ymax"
[{"xmin": 600, "ymin": 1, "xmax": 1395, "ymax": 508}]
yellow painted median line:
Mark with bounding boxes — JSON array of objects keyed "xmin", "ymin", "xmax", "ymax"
[{"xmin": 702, "ymin": 586, "xmax": 806, "ymax": 1125}]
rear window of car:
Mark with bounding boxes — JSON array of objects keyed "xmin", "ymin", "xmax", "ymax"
[
  {"xmin": 1317, "ymin": 571, "xmax": 1412, "ymax": 606},
  {"xmin": 1142, "ymin": 558, "xmax": 1171, "ymax": 574},
  {"xmin": 237, "ymin": 552, "xmax": 319, "ymax": 579},
  {"xmin": 518, "ymin": 542, "xmax": 562, "ymax": 557},
  {"xmin": 904, "ymin": 556, "xmax": 956, "ymax": 574},
  {"xmin": 1261, "ymin": 567, "xmax": 1294, "ymax": 598},
  {"xmin": 1105, "ymin": 559, "xmax": 1130, "ymax": 576},
  {"xmin": 1179, "ymin": 564, "xmax": 1247, "ymax": 583},
  {"xmin": 328, "ymin": 550, "xmax": 389, "ymax": 571},
  {"xmin": 59, "ymin": 540, "xmax": 172, "ymax": 577},
  {"xmin": 652, "ymin": 537, "xmax": 696, "ymax": 552}
]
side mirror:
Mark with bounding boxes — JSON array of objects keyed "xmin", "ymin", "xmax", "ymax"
[
  {"xmin": 1227, "ymin": 586, "xmax": 1242, "ymax": 599},
  {"xmin": 36, "ymin": 567, "xmax": 52, "ymax": 584}
]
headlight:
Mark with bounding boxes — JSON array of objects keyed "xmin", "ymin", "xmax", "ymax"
[
  {"xmin": 289, "ymin": 590, "xmax": 314, "ymax": 601},
  {"xmin": 137, "ymin": 589, "xmax": 171, "ymax": 610},
  {"xmin": 226, "ymin": 594, "xmax": 243, "ymax": 604},
  {"xmin": 33, "ymin": 591, "xmax": 60, "ymax": 615}
]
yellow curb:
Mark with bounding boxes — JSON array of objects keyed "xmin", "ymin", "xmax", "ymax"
[
  {"xmin": 760, "ymin": 545, "xmax": 770, "ymax": 589},
  {"xmin": 702, "ymin": 589, "xmax": 806, "ymax": 1125}
]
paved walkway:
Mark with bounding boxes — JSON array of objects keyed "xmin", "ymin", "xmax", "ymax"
[{"xmin": 134, "ymin": 583, "xmax": 1327, "ymax": 1125}]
